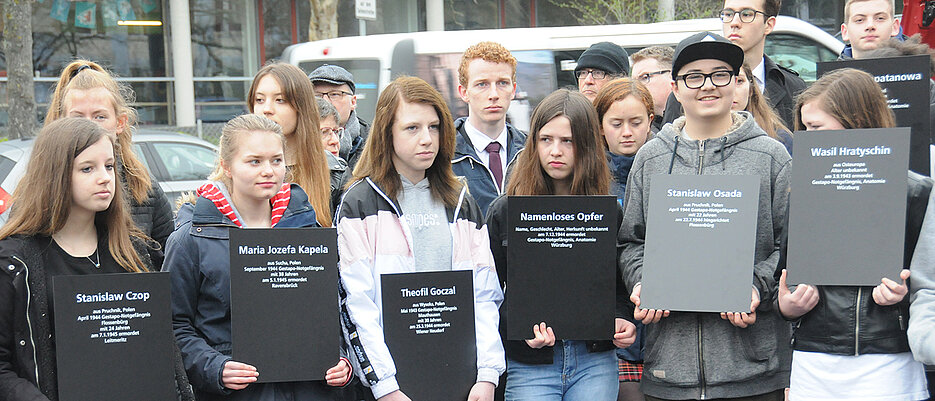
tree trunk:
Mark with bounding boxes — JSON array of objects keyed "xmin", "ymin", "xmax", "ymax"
[
  {"xmin": 308, "ymin": 0, "xmax": 338, "ymax": 42},
  {"xmin": 2, "ymin": 0, "xmax": 36, "ymax": 139}
]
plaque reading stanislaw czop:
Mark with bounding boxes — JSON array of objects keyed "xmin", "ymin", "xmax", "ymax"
[
  {"xmin": 507, "ymin": 196, "xmax": 616, "ymax": 341},
  {"xmin": 818, "ymin": 55, "xmax": 931, "ymax": 176},
  {"xmin": 787, "ymin": 128, "xmax": 910, "ymax": 286},
  {"xmin": 53, "ymin": 272, "xmax": 174, "ymax": 401},
  {"xmin": 642, "ymin": 175, "xmax": 760, "ymax": 313},
  {"xmin": 230, "ymin": 228, "xmax": 339, "ymax": 383},
  {"xmin": 382, "ymin": 270, "xmax": 475, "ymax": 401}
]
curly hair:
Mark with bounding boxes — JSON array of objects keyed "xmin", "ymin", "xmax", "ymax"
[{"xmin": 458, "ymin": 41, "xmax": 517, "ymax": 87}]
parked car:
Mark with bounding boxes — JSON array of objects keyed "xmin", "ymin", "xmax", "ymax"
[{"xmin": 0, "ymin": 129, "xmax": 218, "ymax": 223}]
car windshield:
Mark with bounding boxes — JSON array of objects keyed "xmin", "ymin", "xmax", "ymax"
[{"xmin": 152, "ymin": 142, "xmax": 217, "ymax": 181}]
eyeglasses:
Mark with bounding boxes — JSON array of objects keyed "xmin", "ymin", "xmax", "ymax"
[
  {"xmin": 677, "ymin": 71, "xmax": 734, "ymax": 89},
  {"xmin": 637, "ymin": 70, "xmax": 671, "ymax": 84},
  {"xmin": 575, "ymin": 69, "xmax": 610, "ymax": 80},
  {"xmin": 315, "ymin": 90, "xmax": 353, "ymax": 101},
  {"xmin": 719, "ymin": 8, "xmax": 768, "ymax": 23},
  {"xmin": 320, "ymin": 126, "xmax": 345, "ymax": 140}
]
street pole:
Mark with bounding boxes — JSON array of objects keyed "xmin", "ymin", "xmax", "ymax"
[{"xmin": 170, "ymin": 0, "xmax": 196, "ymax": 126}]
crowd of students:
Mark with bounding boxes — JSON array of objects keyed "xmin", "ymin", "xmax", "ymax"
[{"xmin": 1, "ymin": 0, "xmax": 935, "ymax": 400}]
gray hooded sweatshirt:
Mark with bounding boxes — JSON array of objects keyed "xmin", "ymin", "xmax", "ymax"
[
  {"xmin": 618, "ymin": 111, "xmax": 792, "ymax": 399},
  {"xmin": 909, "ymin": 188, "xmax": 935, "ymax": 364}
]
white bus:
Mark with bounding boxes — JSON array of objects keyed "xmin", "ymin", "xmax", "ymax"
[{"xmin": 282, "ymin": 16, "xmax": 843, "ymax": 130}]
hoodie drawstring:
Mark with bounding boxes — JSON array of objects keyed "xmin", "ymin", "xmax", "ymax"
[
  {"xmin": 667, "ymin": 136, "xmax": 680, "ymax": 174},
  {"xmin": 720, "ymin": 136, "xmax": 728, "ymax": 171}
]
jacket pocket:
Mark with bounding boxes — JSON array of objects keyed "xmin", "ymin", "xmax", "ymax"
[
  {"xmin": 704, "ymin": 314, "xmax": 784, "ymax": 386},
  {"xmin": 642, "ymin": 316, "xmax": 701, "ymax": 387}
]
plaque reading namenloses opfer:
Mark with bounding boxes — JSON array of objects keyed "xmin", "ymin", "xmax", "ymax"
[
  {"xmin": 382, "ymin": 270, "xmax": 476, "ymax": 401},
  {"xmin": 506, "ymin": 195, "xmax": 616, "ymax": 341},
  {"xmin": 229, "ymin": 228, "xmax": 339, "ymax": 383},
  {"xmin": 641, "ymin": 175, "xmax": 760, "ymax": 313},
  {"xmin": 53, "ymin": 272, "xmax": 174, "ymax": 401},
  {"xmin": 787, "ymin": 128, "xmax": 910, "ymax": 286}
]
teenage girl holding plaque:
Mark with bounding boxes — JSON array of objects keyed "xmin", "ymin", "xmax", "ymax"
[
  {"xmin": 163, "ymin": 114, "xmax": 351, "ymax": 400},
  {"xmin": 485, "ymin": 88, "xmax": 637, "ymax": 400},
  {"xmin": 0, "ymin": 118, "xmax": 192, "ymax": 401},
  {"xmin": 336, "ymin": 76, "xmax": 505, "ymax": 401},
  {"xmin": 248, "ymin": 62, "xmax": 334, "ymax": 226},
  {"xmin": 781, "ymin": 68, "xmax": 930, "ymax": 400}
]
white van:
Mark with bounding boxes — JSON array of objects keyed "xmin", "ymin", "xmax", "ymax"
[{"xmin": 282, "ymin": 16, "xmax": 843, "ymax": 130}]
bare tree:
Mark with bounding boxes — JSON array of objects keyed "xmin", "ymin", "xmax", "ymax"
[
  {"xmin": 309, "ymin": 0, "xmax": 338, "ymax": 41},
  {"xmin": 2, "ymin": 0, "xmax": 37, "ymax": 139},
  {"xmin": 549, "ymin": 0, "xmax": 721, "ymax": 25}
]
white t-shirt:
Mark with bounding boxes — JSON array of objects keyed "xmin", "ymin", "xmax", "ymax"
[{"xmin": 789, "ymin": 350, "xmax": 929, "ymax": 401}]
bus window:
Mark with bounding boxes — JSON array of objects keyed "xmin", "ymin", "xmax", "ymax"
[{"xmin": 297, "ymin": 59, "xmax": 381, "ymax": 123}]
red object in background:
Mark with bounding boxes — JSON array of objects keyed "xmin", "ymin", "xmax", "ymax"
[
  {"xmin": 903, "ymin": 1, "xmax": 935, "ymax": 47},
  {"xmin": 0, "ymin": 187, "xmax": 10, "ymax": 215}
]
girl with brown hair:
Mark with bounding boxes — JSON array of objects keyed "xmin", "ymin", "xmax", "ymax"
[
  {"xmin": 733, "ymin": 63, "xmax": 794, "ymax": 155},
  {"xmin": 0, "ymin": 118, "xmax": 191, "ymax": 401},
  {"xmin": 336, "ymin": 76, "xmax": 504, "ymax": 401},
  {"xmin": 44, "ymin": 60, "xmax": 174, "ymax": 259},
  {"xmin": 248, "ymin": 62, "xmax": 333, "ymax": 227},
  {"xmin": 486, "ymin": 89, "xmax": 636, "ymax": 400}
]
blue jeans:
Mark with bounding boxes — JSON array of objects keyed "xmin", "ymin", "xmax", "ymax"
[{"xmin": 505, "ymin": 340, "xmax": 618, "ymax": 401}]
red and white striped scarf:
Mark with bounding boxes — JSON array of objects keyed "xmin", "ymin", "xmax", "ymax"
[{"xmin": 196, "ymin": 182, "xmax": 292, "ymax": 227}]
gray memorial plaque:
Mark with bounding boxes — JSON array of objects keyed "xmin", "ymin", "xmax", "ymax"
[
  {"xmin": 642, "ymin": 174, "xmax": 760, "ymax": 312},
  {"xmin": 787, "ymin": 128, "xmax": 909, "ymax": 286}
]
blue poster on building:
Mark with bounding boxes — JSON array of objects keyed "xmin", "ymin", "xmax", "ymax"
[
  {"xmin": 103, "ymin": 0, "xmax": 120, "ymax": 26},
  {"xmin": 142, "ymin": 0, "xmax": 159, "ymax": 13},
  {"xmin": 75, "ymin": 2, "xmax": 97, "ymax": 29},
  {"xmin": 50, "ymin": 0, "xmax": 70, "ymax": 23},
  {"xmin": 118, "ymin": 0, "xmax": 137, "ymax": 21}
]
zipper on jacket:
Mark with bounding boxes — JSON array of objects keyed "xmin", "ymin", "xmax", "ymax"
[
  {"xmin": 465, "ymin": 155, "xmax": 503, "ymax": 195},
  {"xmin": 13, "ymin": 255, "xmax": 41, "ymax": 391},
  {"xmin": 854, "ymin": 287, "xmax": 862, "ymax": 356},
  {"xmin": 697, "ymin": 140, "xmax": 706, "ymax": 175},
  {"xmin": 697, "ymin": 315, "xmax": 706, "ymax": 399}
]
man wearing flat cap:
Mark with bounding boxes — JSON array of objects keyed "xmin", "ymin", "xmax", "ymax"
[{"xmin": 309, "ymin": 64, "xmax": 371, "ymax": 171}]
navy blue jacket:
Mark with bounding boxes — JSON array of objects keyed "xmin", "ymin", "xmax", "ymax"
[
  {"xmin": 164, "ymin": 184, "xmax": 342, "ymax": 400},
  {"xmin": 451, "ymin": 117, "xmax": 526, "ymax": 216}
]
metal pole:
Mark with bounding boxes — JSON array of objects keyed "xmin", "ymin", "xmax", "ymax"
[
  {"xmin": 170, "ymin": 0, "xmax": 196, "ymax": 126},
  {"xmin": 359, "ymin": 19, "xmax": 366, "ymax": 36},
  {"xmin": 426, "ymin": 0, "xmax": 444, "ymax": 31}
]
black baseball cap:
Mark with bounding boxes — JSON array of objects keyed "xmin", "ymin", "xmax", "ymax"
[{"xmin": 671, "ymin": 32, "xmax": 744, "ymax": 80}]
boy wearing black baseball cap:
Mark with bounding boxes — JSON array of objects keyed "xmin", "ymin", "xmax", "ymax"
[{"xmin": 618, "ymin": 32, "xmax": 792, "ymax": 400}]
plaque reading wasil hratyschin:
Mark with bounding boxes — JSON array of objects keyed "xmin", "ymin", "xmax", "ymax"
[
  {"xmin": 642, "ymin": 175, "xmax": 760, "ymax": 312},
  {"xmin": 230, "ymin": 227, "xmax": 339, "ymax": 383},
  {"xmin": 382, "ymin": 270, "xmax": 476, "ymax": 401},
  {"xmin": 506, "ymin": 195, "xmax": 616, "ymax": 340},
  {"xmin": 53, "ymin": 272, "xmax": 174, "ymax": 401},
  {"xmin": 787, "ymin": 128, "xmax": 909, "ymax": 286}
]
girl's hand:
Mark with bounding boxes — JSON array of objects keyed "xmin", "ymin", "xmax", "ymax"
[
  {"xmin": 467, "ymin": 381, "xmax": 495, "ymax": 401},
  {"xmin": 525, "ymin": 322, "xmax": 555, "ymax": 349},
  {"xmin": 777, "ymin": 269, "xmax": 819, "ymax": 319},
  {"xmin": 873, "ymin": 269, "xmax": 911, "ymax": 306},
  {"xmin": 221, "ymin": 361, "xmax": 258, "ymax": 390},
  {"xmin": 325, "ymin": 358, "xmax": 352, "ymax": 386},
  {"xmin": 631, "ymin": 283, "xmax": 670, "ymax": 324},
  {"xmin": 613, "ymin": 318, "xmax": 636, "ymax": 348}
]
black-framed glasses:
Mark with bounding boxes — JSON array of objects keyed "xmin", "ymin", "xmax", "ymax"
[
  {"xmin": 575, "ymin": 69, "xmax": 610, "ymax": 80},
  {"xmin": 320, "ymin": 126, "xmax": 345, "ymax": 140},
  {"xmin": 637, "ymin": 69, "xmax": 671, "ymax": 84},
  {"xmin": 315, "ymin": 90, "xmax": 353, "ymax": 101},
  {"xmin": 719, "ymin": 8, "xmax": 768, "ymax": 23},
  {"xmin": 677, "ymin": 71, "xmax": 734, "ymax": 89}
]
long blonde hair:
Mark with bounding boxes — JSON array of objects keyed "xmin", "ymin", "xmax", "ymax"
[
  {"xmin": 247, "ymin": 62, "xmax": 332, "ymax": 226},
  {"xmin": 0, "ymin": 118, "xmax": 149, "ymax": 272},
  {"xmin": 45, "ymin": 59, "xmax": 152, "ymax": 204}
]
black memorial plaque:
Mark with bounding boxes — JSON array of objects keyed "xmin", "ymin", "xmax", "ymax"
[
  {"xmin": 506, "ymin": 196, "xmax": 616, "ymax": 340},
  {"xmin": 382, "ymin": 270, "xmax": 476, "ymax": 401},
  {"xmin": 53, "ymin": 272, "xmax": 174, "ymax": 401},
  {"xmin": 787, "ymin": 128, "xmax": 909, "ymax": 285},
  {"xmin": 818, "ymin": 55, "xmax": 931, "ymax": 176},
  {"xmin": 642, "ymin": 175, "xmax": 760, "ymax": 312},
  {"xmin": 230, "ymin": 227, "xmax": 339, "ymax": 383}
]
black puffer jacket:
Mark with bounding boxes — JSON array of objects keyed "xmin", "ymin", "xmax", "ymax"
[
  {"xmin": 0, "ymin": 233, "xmax": 193, "ymax": 401},
  {"xmin": 780, "ymin": 171, "xmax": 934, "ymax": 355}
]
